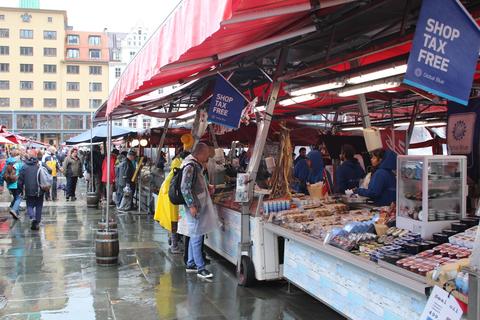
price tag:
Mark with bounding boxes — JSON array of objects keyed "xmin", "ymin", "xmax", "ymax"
[{"xmin": 420, "ymin": 286, "xmax": 463, "ymax": 320}]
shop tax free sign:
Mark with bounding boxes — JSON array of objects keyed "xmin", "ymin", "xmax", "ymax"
[
  {"xmin": 404, "ymin": 0, "xmax": 480, "ymax": 106},
  {"xmin": 208, "ymin": 75, "xmax": 247, "ymax": 129}
]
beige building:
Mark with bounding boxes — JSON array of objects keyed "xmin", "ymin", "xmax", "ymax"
[{"xmin": 0, "ymin": 5, "xmax": 109, "ymax": 145}]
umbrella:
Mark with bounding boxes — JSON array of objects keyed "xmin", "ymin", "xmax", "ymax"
[
  {"xmin": 0, "ymin": 135, "xmax": 16, "ymax": 144},
  {"xmin": 65, "ymin": 124, "xmax": 134, "ymax": 145}
]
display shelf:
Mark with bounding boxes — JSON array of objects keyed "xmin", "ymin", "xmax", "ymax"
[{"xmin": 264, "ymin": 222, "xmax": 429, "ymax": 295}]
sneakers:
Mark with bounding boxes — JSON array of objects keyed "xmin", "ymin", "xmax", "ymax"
[
  {"xmin": 9, "ymin": 209, "xmax": 19, "ymax": 220},
  {"xmin": 71, "ymin": 197, "xmax": 77, "ymax": 201},
  {"xmin": 185, "ymin": 265, "xmax": 198, "ymax": 273},
  {"xmin": 30, "ymin": 221, "xmax": 39, "ymax": 231},
  {"xmin": 65, "ymin": 197, "xmax": 70, "ymax": 202},
  {"xmin": 197, "ymin": 269, "xmax": 213, "ymax": 279}
]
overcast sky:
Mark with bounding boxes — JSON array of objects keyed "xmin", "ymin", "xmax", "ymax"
[{"xmin": 0, "ymin": 0, "xmax": 182, "ymax": 32}]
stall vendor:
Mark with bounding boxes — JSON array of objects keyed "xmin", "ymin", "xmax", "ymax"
[
  {"xmin": 294, "ymin": 149, "xmax": 309, "ymax": 194},
  {"xmin": 307, "ymin": 147, "xmax": 324, "ymax": 183},
  {"xmin": 335, "ymin": 144, "xmax": 365, "ymax": 194},
  {"xmin": 356, "ymin": 149, "xmax": 396, "ymax": 206}
]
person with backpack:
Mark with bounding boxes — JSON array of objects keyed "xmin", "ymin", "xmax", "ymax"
[
  {"xmin": 154, "ymin": 150, "xmax": 190, "ymax": 254},
  {"xmin": 179, "ymin": 143, "xmax": 219, "ymax": 279},
  {"xmin": 17, "ymin": 149, "xmax": 51, "ymax": 231},
  {"xmin": 42, "ymin": 146, "xmax": 62, "ymax": 201},
  {"xmin": 0, "ymin": 149, "xmax": 23, "ymax": 219},
  {"xmin": 62, "ymin": 148, "xmax": 83, "ymax": 201}
]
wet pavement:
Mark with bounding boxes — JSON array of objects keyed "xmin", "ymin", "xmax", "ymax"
[{"xmin": 0, "ymin": 183, "xmax": 345, "ymax": 320}]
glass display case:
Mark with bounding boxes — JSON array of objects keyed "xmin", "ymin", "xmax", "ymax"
[{"xmin": 396, "ymin": 155, "xmax": 467, "ymax": 239}]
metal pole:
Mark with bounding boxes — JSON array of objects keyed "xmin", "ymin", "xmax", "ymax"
[
  {"xmin": 90, "ymin": 112, "xmax": 94, "ymax": 193},
  {"xmin": 357, "ymin": 94, "xmax": 371, "ymax": 128},
  {"xmin": 105, "ymin": 116, "xmax": 112, "ymax": 230},
  {"xmin": 405, "ymin": 101, "xmax": 419, "ymax": 151}
]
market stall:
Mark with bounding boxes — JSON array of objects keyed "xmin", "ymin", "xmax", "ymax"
[{"xmin": 95, "ymin": 0, "xmax": 480, "ymax": 319}]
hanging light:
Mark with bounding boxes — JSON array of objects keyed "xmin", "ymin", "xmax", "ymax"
[
  {"xmin": 337, "ymin": 77, "xmax": 402, "ymax": 97},
  {"xmin": 289, "ymin": 81, "xmax": 345, "ymax": 96},
  {"xmin": 346, "ymin": 64, "xmax": 407, "ymax": 84},
  {"xmin": 279, "ymin": 94, "xmax": 316, "ymax": 106},
  {"xmin": 140, "ymin": 139, "xmax": 148, "ymax": 147},
  {"xmin": 131, "ymin": 139, "xmax": 139, "ymax": 147}
]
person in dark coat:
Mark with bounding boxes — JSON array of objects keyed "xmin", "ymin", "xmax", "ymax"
[
  {"xmin": 335, "ymin": 144, "xmax": 365, "ymax": 194},
  {"xmin": 294, "ymin": 147, "xmax": 307, "ymax": 166},
  {"xmin": 307, "ymin": 148, "xmax": 324, "ymax": 183},
  {"xmin": 294, "ymin": 152, "xmax": 309, "ymax": 194},
  {"xmin": 63, "ymin": 148, "xmax": 83, "ymax": 201},
  {"xmin": 116, "ymin": 151, "xmax": 135, "ymax": 209},
  {"xmin": 17, "ymin": 150, "xmax": 44, "ymax": 230},
  {"xmin": 357, "ymin": 149, "xmax": 397, "ymax": 206}
]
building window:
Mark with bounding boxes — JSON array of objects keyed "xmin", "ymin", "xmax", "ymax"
[
  {"xmin": 20, "ymin": 64, "xmax": 33, "ymax": 73},
  {"xmin": 20, "ymin": 46, "xmax": 33, "ymax": 56},
  {"xmin": 128, "ymin": 41, "xmax": 131, "ymax": 46},
  {"xmin": 0, "ymin": 63, "xmax": 9, "ymax": 72},
  {"xmin": 115, "ymin": 67, "xmax": 121, "ymax": 78},
  {"xmin": 66, "ymin": 82, "xmax": 80, "ymax": 91},
  {"xmin": 0, "ymin": 98, "xmax": 9, "ymax": 107},
  {"xmin": 89, "ymin": 99, "xmax": 102, "ymax": 109},
  {"xmin": 0, "ymin": 28, "xmax": 9, "ymax": 38},
  {"xmin": 89, "ymin": 49, "xmax": 101, "ymax": 59},
  {"xmin": 67, "ymin": 34, "xmax": 79, "ymax": 45},
  {"xmin": 113, "ymin": 51, "xmax": 120, "ymax": 61},
  {"xmin": 89, "ymin": 82, "xmax": 102, "ymax": 92},
  {"xmin": 21, "ymin": 13, "xmax": 32, "ymax": 22},
  {"xmin": 0, "ymin": 46, "xmax": 8, "ymax": 55},
  {"xmin": 130, "ymin": 51, "xmax": 135, "ymax": 58},
  {"xmin": 43, "ymin": 64, "xmax": 57, "ymax": 73},
  {"xmin": 0, "ymin": 81, "xmax": 9, "ymax": 90},
  {"xmin": 113, "ymin": 120, "xmax": 123, "ymax": 127},
  {"xmin": 66, "ymin": 48, "xmax": 80, "ymax": 59},
  {"xmin": 40, "ymin": 114, "xmax": 60, "ymax": 129},
  {"xmin": 128, "ymin": 119, "xmax": 137, "ymax": 128},
  {"xmin": 20, "ymin": 98, "xmax": 33, "ymax": 108},
  {"xmin": 63, "ymin": 115, "xmax": 83, "ymax": 129},
  {"xmin": 88, "ymin": 35, "xmax": 101, "ymax": 46},
  {"xmin": 143, "ymin": 118, "xmax": 151, "ymax": 129},
  {"xmin": 43, "ymin": 81, "xmax": 56, "ymax": 90},
  {"xmin": 47, "ymin": 17, "xmax": 52, "ymax": 22},
  {"xmin": 0, "ymin": 15, "xmax": 5, "ymax": 21},
  {"xmin": 43, "ymin": 30, "xmax": 56, "ymax": 40},
  {"xmin": 89, "ymin": 66, "xmax": 102, "ymax": 75},
  {"xmin": 43, "ymin": 47, "xmax": 56, "ymax": 56},
  {"xmin": 20, "ymin": 29, "xmax": 33, "ymax": 39},
  {"xmin": 17, "ymin": 114, "xmax": 36, "ymax": 129},
  {"xmin": 43, "ymin": 98, "xmax": 57, "ymax": 108},
  {"xmin": 66, "ymin": 99, "xmax": 80, "ymax": 108},
  {"xmin": 66, "ymin": 65, "xmax": 79, "ymax": 74},
  {"xmin": 20, "ymin": 81, "xmax": 33, "ymax": 90}
]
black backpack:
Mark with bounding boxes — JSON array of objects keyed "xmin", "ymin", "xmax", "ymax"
[{"xmin": 168, "ymin": 162, "xmax": 197, "ymax": 205}]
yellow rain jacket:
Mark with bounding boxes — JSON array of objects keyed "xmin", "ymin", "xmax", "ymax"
[{"xmin": 154, "ymin": 157, "xmax": 182, "ymax": 231}]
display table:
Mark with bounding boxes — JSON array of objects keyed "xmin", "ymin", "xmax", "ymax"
[{"xmin": 264, "ymin": 223, "xmax": 430, "ymax": 320}]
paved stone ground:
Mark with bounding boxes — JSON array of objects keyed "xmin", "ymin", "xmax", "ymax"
[{"xmin": 0, "ymin": 182, "xmax": 345, "ymax": 320}]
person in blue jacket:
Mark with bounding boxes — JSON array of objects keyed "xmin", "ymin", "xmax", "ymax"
[
  {"xmin": 335, "ymin": 144, "xmax": 365, "ymax": 194},
  {"xmin": 293, "ymin": 152, "xmax": 309, "ymax": 194},
  {"xmin": 0, "ymin": 149, "xmax": 24, "ymax": 219},
  {"xmin": 357, "ymin": 149, "xmax": 396, "ymax": 206},
  {"xmin": 307, "ymin": 148, "xmax": 324, "ymax": 183}
]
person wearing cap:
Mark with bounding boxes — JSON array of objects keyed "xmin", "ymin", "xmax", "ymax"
[
  {"xmin": 116, "ymin": 150, "xmax": 135, "ymax": 210},
  {"xmin": 63, "ymin": 148, "xmax": 83, "ymax": 201}
]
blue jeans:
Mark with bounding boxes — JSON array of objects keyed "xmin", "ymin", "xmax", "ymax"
[
  {"xmin": 9, "ymin": 188, "xmax": 22, "ymax": 214},
  {"xmin": 26, "ymin": 196, "xmax": 43, "ymax": 223},
  {"xmin": 187, "ymin": 235, "xmax": 205, "ymax": 271}
]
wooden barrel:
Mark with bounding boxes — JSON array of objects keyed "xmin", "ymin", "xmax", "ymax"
[
  {"xmin": 87, "ymin": 192, "xmax": 99, "ymax": 208},
  {"xmin": 95, "ymin": 230, "xmax": 119, "ymax": 266},
  {"xmin": 98, "ymin": 220, "xmax": 117, "ymax": 231}
]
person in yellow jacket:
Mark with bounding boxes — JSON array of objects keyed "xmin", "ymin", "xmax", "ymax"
[{"xmin": 154, "ymin": 150, "xmax": 190, "ymax": 254}]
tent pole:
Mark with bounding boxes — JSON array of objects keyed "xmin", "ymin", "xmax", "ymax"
[
  {"xmin": 238, "ymin": 48, "xmax": 288, "ymax": 275},
  {"xmin": 156, "ymin": 118, "xmax": 170, "ymax": 164},
  {"xmin": 90, "ymin": 112, "xmax": 94, "ymax": 193},
  {"xmin": 105, "ymin": 115, "xmax": 112, "ymax": 230}
]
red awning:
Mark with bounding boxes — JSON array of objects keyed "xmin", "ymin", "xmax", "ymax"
[{"xmin": 107, "ymin": 0, "xmax": 354, "ymax": 115}]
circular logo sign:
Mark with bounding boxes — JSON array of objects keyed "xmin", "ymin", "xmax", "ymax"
[
  {"xmin": 414, "ymin": 68, "xmax": 422, "ymax": 77},
  {"xmin": 452, "ymin": 120, "xmax": 467, "ymax": 141}
]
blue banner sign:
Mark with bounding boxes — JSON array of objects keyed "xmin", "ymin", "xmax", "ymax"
[
  {"xmin": 208, "ymin": 75, "xmax": 246, "ymax": 129},
  {"xmin": 404, "ymin": 0, "xmax": 480, "ymax": 106}
]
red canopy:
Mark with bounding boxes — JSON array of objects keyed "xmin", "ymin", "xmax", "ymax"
[{"xmin": 106, "ymin": 0, "xmax": 353, "ymax": 115}]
